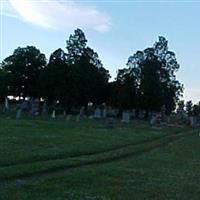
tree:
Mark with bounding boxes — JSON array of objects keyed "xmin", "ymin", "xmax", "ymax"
[
  {"xmin": 40, "ymin": 48, "xmax": 70, "ymax": 106},
  {"xmin": 0, "ymin": 68, "xmax": 9, "ymax": 102},
  {"xmin": 108, "ymin": 68, "xmax": 137, "ymax": 109},
  {"xmin": 192, "ymin": 102, "xmax": 200, "ymax": 117},
  {"xmin": 2, "ymin": 46, "xmax": 46, "ymax": 98},
  {"xmin": 66, "ymin": 29, "xmax": 87, "ymax": 64},
  {"xmin": 186, "ymin": 100, "xmax": 193, "ymax": 116},
  {"xmin": 68, "ymin": 54, "xmax": 109, "ymax": 106},
  {"xmin": 65, "ymin": 29, "xmax": 110, "ymax": 106},
  {"xmin": 126, "ymin": 36, "xmax": 183, "ymax": 114},
  {"xmin": 139, "ymin": 57, "xmax": 164, "ymax": 112}
]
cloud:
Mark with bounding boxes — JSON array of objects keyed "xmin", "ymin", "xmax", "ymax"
[{"xmin": 4, "ymin": 0, "xmax": 111, "ymax": 32}]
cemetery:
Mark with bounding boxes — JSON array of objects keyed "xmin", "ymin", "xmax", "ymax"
[
  {"xmin": 1, "ymin": 3, "xmax": 200, "ymax": 199},
  {"xmin": 0, "ymin": 94, "xmax": 200, "ymax": 199}
]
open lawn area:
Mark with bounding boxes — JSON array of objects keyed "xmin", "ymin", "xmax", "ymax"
[{"xmin": 0, "ymin": 118, "xmax": 199, "ymax": 200}]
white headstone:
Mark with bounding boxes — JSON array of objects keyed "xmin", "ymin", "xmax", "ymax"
[
  {"xmin": 51, "ymin": 110, "xmax": 56, "ymax": 118},
  {"xmin": 5, "ymin": 97, "xmax": 9, "ymax": 110},
  {"xmin": 122, "ymin": 112, "xmax": 130, "ymax": 123}
]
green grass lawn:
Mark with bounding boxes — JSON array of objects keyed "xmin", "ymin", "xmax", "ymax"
[{"xmin": 0, "ymin": 117, "xmax": 199, "ymax": 200}]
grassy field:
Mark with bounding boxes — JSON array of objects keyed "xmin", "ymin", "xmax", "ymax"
[{"xmin": 0, "ymin": 117, "xmax": 199, "ymax": 200}]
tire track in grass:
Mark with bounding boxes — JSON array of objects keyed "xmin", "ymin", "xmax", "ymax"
[
  {"xmin": 0, "ymin": 129, "xmax": 185, "ymax": 168},
  {"xmin": 0, "ymin": 127, "xmax": 186, "ymax": 168},
  {"xmin": 0, "ymin": 130, "xmax": 194, "ymax": 187}
]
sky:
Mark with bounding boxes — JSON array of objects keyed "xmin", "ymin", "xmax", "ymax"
[{"xmin": 0, "ymin": 0, "xmax": 200, "ymax": 103}]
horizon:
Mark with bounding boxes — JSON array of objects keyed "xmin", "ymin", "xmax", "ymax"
[{"xmin": 1, "ymin": 0, "xmax": 200, "ymax": 103}]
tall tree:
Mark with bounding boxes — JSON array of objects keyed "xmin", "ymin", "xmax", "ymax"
[
  {"xmin": 2, "ymin": 46, "xmax": 46, "ymax": 98},
  {"xmin": 126, "ymin": 36, "xmax": 183, "ymax": 114},
  {"xmin": 65, "ymin": 28, "xmax": 110, "ymax": 106},
  {"xmin": 40, "ymin": 48, "xmax": 69, "ymax": 105}
]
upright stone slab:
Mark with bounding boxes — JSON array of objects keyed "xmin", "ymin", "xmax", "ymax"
[
  {"xmin": 76, "ymin": 115, "xmax": 80, "ymax": 122},
  {"xmin": 66, "ymin": 114, "xmax": 72, "ymax": 122},
  {"xmin": 21, "ymin": 100, "xmax": 30, "ymax": 112},
  {"xmin": 138, "ymin": 110, "xmax": 145, "ymax": 119},
  {"xmin": 31, "ymin": 99, "xmax": 40, "ymax": 116},
  {"xmin": 16, "ymin": 109, "xmax": 22, "ymax": 119},
  {"xmin": 42, "ymin": 102, "xmax": 47, "ymax": 116},
  {"xmin": 4, "ymin": 97, "xmax": 9, "ymax": 110},
  {"xmin": 87, "ymin": 104, "xmax": 94, "ymax": 117},
  {"xmin": 51, "ymin": 110, "xmax": 56, "ymax": 119},
  {"xmin": 79, "ymin": 106, "xmax": 85, "ymax": 117},
  {"xmin": 132, "ymin": 109, "xmax": 136, "ymax": 118},
  {"xmin": 121, "ymin": 111, "xmax": 130, "ymax": 123},
  {"xmin": 161, "ymin": 105, "xmax": 167, "ymax": 122},
  {"xmin": 150, "ymin": 115, "xmax": 157, "ymax": 127},
  {"xmin": 94, "ymin": 108, "xmax": 101, "ymax": 119},
  {"xmin": 102, "ymin": 108, "xmax": 107, "ymax": 118},
  {"xmin": 107, "ymin": 108, "xmax": 117, "ymax": 118}
]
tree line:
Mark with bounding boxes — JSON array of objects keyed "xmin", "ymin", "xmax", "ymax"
[{"xmin": 0, "ymin": 29, "xmax": 183, "ymax": 116}]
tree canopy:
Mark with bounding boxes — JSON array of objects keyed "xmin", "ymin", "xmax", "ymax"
[
  {"xmin": 0, "ymin": 31, "xmax": 184, "ymax": 115},
  {"xmin": 110, "ymin": 36, "xmax": 183, "ymax": 115},
  {"xmin": 2, "ymin": 46, "xmax": 46, "ymax": 98}
]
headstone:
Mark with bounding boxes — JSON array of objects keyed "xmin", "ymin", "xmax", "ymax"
[
  {"xmin": 88, "ymin": 115, "xmax": 94, "ymax": 119},
  {"xmin": 105, "ymin": 117, "xmax": 114, "ymax": 128},
  {"xmin": 20, "ymin": 100, "xmax": 30, "ymax": 111},
  {"xmin": 102, "ymin": 108, "xmax": 107, "ymax": 118},
  {"xmin": 121, "ymin": 111, "xmax": 130, "ymax": 123},
  {"xmin": 16, "ymin": 109, "xmax": 22, "ymax": 119},
  {"xmin": 176, "ymin": 102, "xmax": 186, "ymax": 124},
  {"xmin": 66, "ymin": 114, "xmax": 72, "ymax": 122},
  {"xmin": 132, "ymin": 109, "xmax": 136, "ymax": 118},
  {"xmin": 4, "ymin": 97, "xmax": 9, "ymax": 110},
  {"xmin": 148, "ymin": 111, "xmax": 153, "ymax": 120},
  {"xmin": 31, "ymin": 99, "xmax": 40, "ymax": 116},
  {"xmin": 87, "ymin": 103, "xmax": 94, "ymax": 117},
  {"xmin": 51, "ymin": 110, "xmax": 56, "ymax": 119},
  {"xmin": 138, "ymin": 110, "xmax": 145, "ymax": 119},
  {"xmin": 76, "ymin": 115, "xmax": 80, "ymax": 122},
  {"xmin": 161, "ymin": 105, "xmax": 167, "ymax": 122},
  {"xmin": 42, "ymin": 102, "xmax": 47, "ymax": 116},
  {"xmin": 150, "ymin": 112, "xmax": 161, "ymax": 127},
  {"xmin": 107, "ymin": 108, "xmax": 118, "ymax": 118},
  {"xmin": 94, "ymin": 108, "xmax": 101, "ymax": 119},
  {"xmin": 79, "ymin": 106, "xmax": 85, "ymax": 117},
  {"xmin": 189, "ymin": 116, "xmax": 196, "ymax": 127},
  {"xmin": 150, "ymin": 115, "xmax": 157, "ymax": 126}
]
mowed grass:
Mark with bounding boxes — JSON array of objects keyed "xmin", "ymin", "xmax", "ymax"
[{"xmin": 0, "ymin": 117, "xmax": 199, "ymax": 200}]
